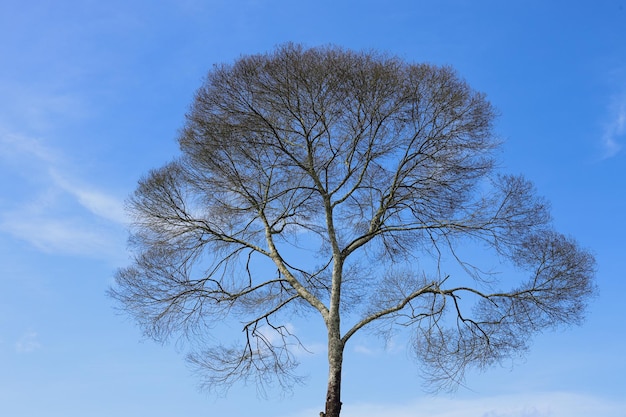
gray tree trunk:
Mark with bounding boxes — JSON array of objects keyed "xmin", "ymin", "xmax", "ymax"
[{"xmin": 324, "ymin": 330, "xmax": 344, "ymax": 417}]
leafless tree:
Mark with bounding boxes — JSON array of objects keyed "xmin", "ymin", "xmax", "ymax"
[{"xmin": 110, "ymin": 44, "xmax": 596, "ymax": 417}]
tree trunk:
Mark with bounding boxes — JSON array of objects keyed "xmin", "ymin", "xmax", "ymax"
[{"xmin": 324, "ymin": 333, "xmax": 344, "ymax": 417}]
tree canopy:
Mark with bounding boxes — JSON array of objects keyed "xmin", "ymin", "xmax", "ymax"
[{"xmin": 111, "ymin": 44, "xmax": 596, "ymax": 417}]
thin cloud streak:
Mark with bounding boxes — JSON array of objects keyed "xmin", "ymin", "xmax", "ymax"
[
  {"xmin": 49, "ymin": 170, "xmax": 127, "ymax": 225},
  {"xmin": 0, "ymin": 132, "xmax": 59, "ymax": 165},
  {"xmin": 0, "ymin": 80, "xmax": 90, "ymax": 137},
  {"xmin": 0, "ymin": 133, "xmax": 127, "ymax": 260},
  {"xmin": 0, "ymin": 207, "xmax": 120, "ymax": 258},
  {"xmin": 601, "ymin": 91, "xmax": 626, "ymax": 159}
]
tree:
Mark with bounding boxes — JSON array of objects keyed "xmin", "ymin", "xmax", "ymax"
[{"xmin": 110, "ymin": 44, "xmax": 596, "ymax": 417}]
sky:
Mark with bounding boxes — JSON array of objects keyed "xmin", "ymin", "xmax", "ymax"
[{"xmin": 1, "ymin": 1, "xmax": 625, "ymax": 416}]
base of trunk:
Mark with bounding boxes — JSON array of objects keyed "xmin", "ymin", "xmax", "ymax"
[{"xmin": 324, "ymin": 396, "xmax": 342, "ymax": 417}]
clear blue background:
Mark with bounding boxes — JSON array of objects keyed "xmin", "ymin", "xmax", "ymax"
[{"xmin": 1, "ymin": 1, "xmax": 624, "ymax": 416}]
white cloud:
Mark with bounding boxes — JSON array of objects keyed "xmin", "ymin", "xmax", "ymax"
[
  {"xmin": 0, "ymin": 132, "xmax": 59, "ymax": 164},
  {"xmin": 353, "ymin": 344, "xmax": 377, "ymax": 355},
  {"xmin": 299, "ymin": 341, "xmax": 327, "ymax": 357},
  {"xmin": 351, "ymin": 333, "xmax": 405, "ymax": 356},
  {"xmin": 15, "ymin": 331, "xmax": 41, "ymax": 353},
  {"xmin": 49, "ymin": 170, "xmax": 127, "ymax": 225},
  {"xmin": 0, "ymin": 206, "xmax": 121, "ymax": 258},
  {"xmin": 0, "ymin": 133, "xmax": 127, "ymax": 260},
  {"xmin": 600, "ymin": 90, "xmax": 626, "ymax": 159},
  {"xmin": 1, "ymin": 134, "xmax": 127, "ymax": 224},
  {"xmin": 282, "ymin": 392, "xmax": 626, "ymax": 417},
  {"xmin": 254, "ymin": 323, "xmax": 326, "ymax": 358},
  {"xmin": 0, "ymin": 81, "xmax": 90, "ymax": 137}
]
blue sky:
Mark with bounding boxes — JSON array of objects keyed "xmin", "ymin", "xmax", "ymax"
[{"xmin": 1, "ymin": 1, "xmax": 625, "ymax": 416}]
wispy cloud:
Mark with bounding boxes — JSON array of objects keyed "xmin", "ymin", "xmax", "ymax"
[
  {"xmin": 282, "ymin": 392, "xmax": 626, "ymax": 417},
  {"xmin": 0, "ymin": 133, "xmax": 127, "ymax": 261},
  {"xmin": 351, "ymin": 333, "xmax": 405, "ymax": 356},
  {"xmin": 0, "ymin": 204, "xmax": 121, "ymax": 258},
  {"xmin": 353, "ymin": 344, "xmax": 377, "ymax": 355},
  {"xmin": 255, "ymin": 323, "xmax": 326, "ymax": 358},
  {"xmin": 0, "ymin": 78, "xmax": 91, "ymax": 138},
  {"xmin": 0, "ymin": 132, "xmax": 59, "ymax": 164},
  {"xmin": 49, "ymin": 170, "xmax": 127, "ymax": 225},
  {"xmin": 600, "ymin": 89, "xmax": 626, "ymax": 159},
  {"xmin": 15, "ymin": 331, "xmax": 42, "ymax": 353}
]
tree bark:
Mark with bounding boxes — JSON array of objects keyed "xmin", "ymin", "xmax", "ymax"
[
  {"xmin": 324, "ymin": 349, "xmax": 343, "ymax": 417},
  {"xmin": 324, "ymin": 330, "xmax": 344, "ymax": 417}
]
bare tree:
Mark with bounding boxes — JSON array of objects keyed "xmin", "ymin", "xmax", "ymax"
[{"xmin": 110, "ymin": 44, "xmax": 596, "ymax": 417}]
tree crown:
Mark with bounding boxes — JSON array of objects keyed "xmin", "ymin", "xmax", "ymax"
[{"xmin": 111, "ymin": 44, "xmax": 596, "ymax": 395}]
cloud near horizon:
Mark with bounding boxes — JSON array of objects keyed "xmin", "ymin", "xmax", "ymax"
[{"xmin": 284, "ymin": 391, "xmax": 626, "ymax": 417}]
